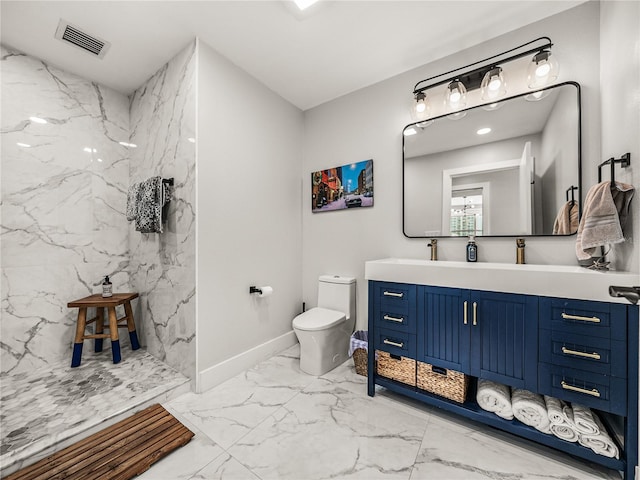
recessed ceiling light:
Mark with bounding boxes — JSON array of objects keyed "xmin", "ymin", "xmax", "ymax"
[
  {"xmin": 294, "ymin": 0, "xmax": 319, "ymax": 11},
  {"xmin": 477, "ymin": 127, "xmax": 491, "ymax": 135},
  {"xmin": 29, "ymin": 116, "xmax": 47, "ymax": 124}
]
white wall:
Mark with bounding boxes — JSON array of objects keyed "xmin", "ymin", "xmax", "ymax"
[
  {"xmin": 303, "ymin": 2, "xmax": 604, "ymax": 331},
  {"xmin": 599, "ymin": 1, "xmax": 639, "ymax": 274},
  {"xmin": 196, "ymin": 39, "xmax": 304, "ymax": 390}
]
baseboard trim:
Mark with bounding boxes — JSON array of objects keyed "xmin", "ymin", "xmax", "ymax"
[{"xmin": 197, "ymin": 330, "xmax": 298, "ymax": 393}]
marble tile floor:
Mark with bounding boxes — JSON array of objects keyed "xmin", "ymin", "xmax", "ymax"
[
  {"xmin": 0, "ymin": 348, "xmax": 190, "ymax": 476},
  {"xmin": 139, "ymin": 345, "xmax": 621, "ymax": 480}
]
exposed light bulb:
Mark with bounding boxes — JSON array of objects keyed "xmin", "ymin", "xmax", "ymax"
[
  {"xmin": 411, "ymin": 92, "xmax": 430, "ymax": 121},
  {"xmin": 445, "ymin": 80, "xmax": 467, "ymax": 111},
  {"xmin": 481, "ymin": 67, "xmax": 507, "ymax": 101},
  {"xmin": 527, "ymin": 50, "xmax": 559, "ymax": 89},
  {"xmin": 536, "ymin": 63, "xmax": 551, "ymax": 77}
]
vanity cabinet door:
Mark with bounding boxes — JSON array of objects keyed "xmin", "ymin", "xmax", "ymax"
[
  {"xmin": 469, "ymin": 291, "xmax": 538, "ymax": 391},
  {"xmin": 417, "ymin": 286, "xmax": 471, "ymax": 373}
]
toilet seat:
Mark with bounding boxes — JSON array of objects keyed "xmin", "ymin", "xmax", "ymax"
[{"xmin": 292, "ymin": 308, "xmax": 345, "ymax": 332}]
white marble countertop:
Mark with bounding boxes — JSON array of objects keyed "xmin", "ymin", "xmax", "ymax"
[{"xmin": 365, "ymin": 258, "xmax": 640, "ymax": 304}]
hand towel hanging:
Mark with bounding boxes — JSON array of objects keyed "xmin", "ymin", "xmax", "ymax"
[{"xmin": 135, "ymin": 176, "xmax": 164, "ymax": 233}]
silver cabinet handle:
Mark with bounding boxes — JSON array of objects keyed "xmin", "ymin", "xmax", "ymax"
[
  {"xmin": 473, "ymin": 302, "xmax": 477, "ymax": 326},
  {"xmin": 561, "ymin": 312, "xmax": 601, "ymax": 323},
  {"xmin": 383, "ymin": 314, "xmax": 404, "ymax": 323},
  {"xmin": 383, "ymin": 339, "xmax": 404, "ymax": 348},
  {"xmin": 463, "ymin": 301, "xmax": 468, "ymax": 325},
  {"xmin": 383, "ymin": 291, "xmax": 403, "ymax": 298},
  {"xmin": 561, "ymin": 347, "xmax": 601, "ymax": 360},
  {"xmin": 561, "ymin": 381, "xmax": 601, "ymax": 397}
]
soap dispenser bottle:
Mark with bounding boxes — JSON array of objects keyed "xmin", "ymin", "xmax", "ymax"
[
  {"xmin": 102, "ymin": 275, "xmax": 113, "ymax": 298},
  {"xmin": 466, "ymin": 236, "xmax": 477, "ymax": 263}
]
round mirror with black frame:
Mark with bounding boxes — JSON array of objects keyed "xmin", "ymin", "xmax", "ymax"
[{"xmin": 402, "ymin": 81, "xmax": 581, "ymax": 238}]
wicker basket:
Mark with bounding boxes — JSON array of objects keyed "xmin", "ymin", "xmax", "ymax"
[
  {"xmin": 417, "ymin": 361, "xmax": 469, "ymax": 403},
  {"xmin": 352, "ymin": 348, "xmax": 368, "ymax": 377},
  {"xmin": 376, "ymin": 350, "xmax": 416, "ymax": 386}
]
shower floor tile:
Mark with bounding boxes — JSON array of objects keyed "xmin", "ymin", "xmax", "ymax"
[{"xmin": 0, "ymin": 348, "xmax": 190, "ymax": 475}]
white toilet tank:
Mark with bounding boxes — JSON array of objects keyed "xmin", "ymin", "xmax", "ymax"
[{"xmin": 317, "ymin": 275, "xmax": 356, "ymax": 320}]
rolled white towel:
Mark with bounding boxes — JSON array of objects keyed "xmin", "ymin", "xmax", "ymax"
[
  {"xmin": 544, "ymin": 396, "xmax": 567, "ymax": 425},
  {"xmin": 550, "ymin": 422, "xmax": 579, "ymax": 443},
  {"xmin": 476, "ymin": 379, "xmax": 514, "ymax": 420},
  {"xmin": 572, "ymin": 403, "xmax": 600, "ymax": 435},
  {"xmin": 578, "ymin": 412, "xmax": 619, "ymax": 459},
  {"xmin": 512, "ymin": 389, "xmax": 551, "ymax": 434}
]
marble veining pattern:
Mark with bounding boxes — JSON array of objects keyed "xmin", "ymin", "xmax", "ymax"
[
  {"xmin": 128, "ymin": 41, "xmax": 196, "ymax": 382},
  {"xmin": 148, "ymin": 345, "xmax": 619, "ymax": 480},
  {"xmin": 0, "ymin": 349, "xmax": 189, "ymax": 474},
  {"xmin": 1, "ymin": 45, "xmax": 131, "ymax": 374}
]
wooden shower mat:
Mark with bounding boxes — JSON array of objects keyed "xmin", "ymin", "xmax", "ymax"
[{"xmin": 5, "ymin": 404, "xmax": 194, "ymax": 480}]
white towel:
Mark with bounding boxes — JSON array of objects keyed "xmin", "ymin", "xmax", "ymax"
[
  {"xmin": 578, "ymin": 412, "xmax": 619, "ymax": 459},
  {"xmin": 550, "ymin": 423, "xmax": 579, "ymax": 443},
  {"xmin": 512, "ymin": 389, "xmax": 551, "ymax": 434},
  {"xmin": 572, "ymin": 403, "xmax": 600, "ymax": 435},
  {"xmin": 545, "ymin": 396, "xmax": 578, "ymax": 442},
  {"xmin": 476, "ymin": 379, "xmax": 514, "ymax": 420}
]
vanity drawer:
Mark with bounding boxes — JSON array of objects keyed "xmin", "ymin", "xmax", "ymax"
[
  {"xmin": 539, "ymin": 329, "xmax": 626, "ymax": 377},
  {"xmin": 538, "ymin": 363, "xmax": 626, "ymax": 416},
  {"xmin": 373, "ymin": 307, "xmax": 415, "ymax": 334},
  {"xmin": 373, "ymin": 327, "xmax": 416, "ymax": 359},
  {"xmin": 372, "ymin": 282, "xmax": 416, "ymax": 316},
  {"xmin": 539, "ymin": 297, "xmax": 627, "ymax": 341}
]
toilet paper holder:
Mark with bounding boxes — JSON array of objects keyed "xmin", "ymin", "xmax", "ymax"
[{"xmin": 249, "ymin": 286, "xmax": 263, "ymax": 295}]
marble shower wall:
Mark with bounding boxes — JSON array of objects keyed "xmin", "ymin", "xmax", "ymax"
[
  {"xmin": 128, "ymin": 42, "xmax": 196, "ymax": 382},
  {"xmin": 1, "ymin": 45, "xmax": 132, "ymax": 374}
]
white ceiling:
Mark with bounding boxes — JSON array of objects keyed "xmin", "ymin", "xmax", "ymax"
[{"xmin": 0, "ymin": 1, "xmax": 585, "ymax": 111}]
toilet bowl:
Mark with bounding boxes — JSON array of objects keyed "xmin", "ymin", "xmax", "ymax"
[{"xmin": 292, "ymin": 275, "xmax": 356, "ymax": 376}]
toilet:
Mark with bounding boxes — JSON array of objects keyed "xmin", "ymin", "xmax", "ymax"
[{"xmin": 292, "ymin": 275, "xmax": 356, "ymax": 376}]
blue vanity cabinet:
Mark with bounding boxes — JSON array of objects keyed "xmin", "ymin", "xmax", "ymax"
[
  {"xmin": 469, "ymin": 291, "xmax": 538, "ymax": 391},
  {"xmin": 417, "ymin": 286, "xmax": 471, "ymax": 373}
]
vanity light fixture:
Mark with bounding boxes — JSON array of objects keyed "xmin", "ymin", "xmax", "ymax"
[{"xmin": 411, "ymin": 37, "xmax": 557, "ymax": 122}]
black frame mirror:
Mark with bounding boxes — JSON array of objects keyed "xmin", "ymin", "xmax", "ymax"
[{"xmin": 402, "ymin": 82, "xmax": 581, "ymax": 238}]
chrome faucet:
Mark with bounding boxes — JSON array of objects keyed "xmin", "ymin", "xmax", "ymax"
[{"xmin": 428, "ymin": 239, "xmax": 438, "ymax": 261}]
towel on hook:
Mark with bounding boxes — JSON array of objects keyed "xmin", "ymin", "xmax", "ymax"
[
  {"xmin": 135, "ymin": 176, "xmax": 164, "ymax": 233},
  {"xmin": 126, "ymin": 182, "xmax": 141, "ymax": 221},
  {"xmin": 512, "ymin": 389, "xmax": 551, "ymax": 434},
  {"xmin": 575, "ymin": 181, "xmax": 628, "ymax": 261},
  {"xmin": 476, "ymin": 379, "xmax": 514, "ymax": 420},
  {"xmin": 553, "ymin": 201, "xmax": 579, "ymax": 235}
]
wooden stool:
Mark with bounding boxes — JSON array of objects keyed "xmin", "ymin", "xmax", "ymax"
[{"xmin": 67, "ymin": 293, "xmax": 140, "ymax": 367}]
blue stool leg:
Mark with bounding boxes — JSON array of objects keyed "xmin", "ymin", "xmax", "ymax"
[
  {"xmin": 71, "ymin": 307, "xmax": 87, "ymax": 367},
  {"xmin": 129, "ymin": 331, "xmax": 141, "ymax": 350},
  {"xmin": 71, "ymin": 343, "xmax": 83, "ymax": 367},
  {"xmin": 111, "ymin": 339, "xmax": 121, "ymax": 364},
  {"xmin": 124, "ymin": 300, "xmax": 140, "ymax": 351},
  {"xmin": 95, "ymin": 306, "xmax": 104, "ymax": 352},
  {"xmin": 107, "ymin": 307, "xmax": 121, "ymax": 364}
]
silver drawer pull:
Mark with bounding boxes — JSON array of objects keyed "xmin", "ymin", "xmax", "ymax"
[
  {"xmin": 383, "ymin": 314, "xmax": 404, "ymax": 323},
  {"xmin": 383, "ymin": 339, "xmax": 404, "ymax": 348},
  {"xmin": 383, "ymin": 291, "xmax": 404, "ymax": 298},
  {"xmin": 561, "ymin": 381, "xmax": 601, "ymax": 398},
  {"xmin": 561, "ymin": 347, "xmax": 601, "ymax": 360},
  {"xmin": 561, "ymin": 312, "xmax": 601, "ymax": 323}
]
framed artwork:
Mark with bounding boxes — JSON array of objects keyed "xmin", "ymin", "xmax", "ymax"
[{"xmin": 311, "ymin": 159, "xmax": 373, "ymax": 212}]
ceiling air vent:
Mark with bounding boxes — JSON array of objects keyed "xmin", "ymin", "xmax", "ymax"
[{"xmin": 54, "ymin": 19, "xmax": 111, "ymax": 59}]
